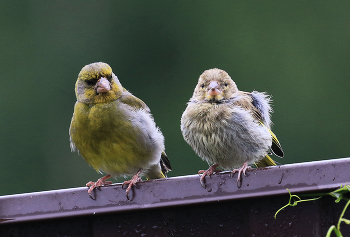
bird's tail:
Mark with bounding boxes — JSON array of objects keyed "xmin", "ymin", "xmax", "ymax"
[
  {"xmin": 259, "ymin": 121, "xmax": 284, "ymax": 158},
  {"xmin": 145, "ymin": 151, "xmax": 172, "ymax": 179},
  {"xmin": 255, "ymin": 154, "xmax": 276, "ymax": 168},
  {"xmin": 160, "ymin": 151, "xmax": 172, "ymax": 176}
]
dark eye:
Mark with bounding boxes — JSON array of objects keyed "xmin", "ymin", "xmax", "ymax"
[
  {"xmin": 224, "ymin": 82, "xmax": 228, "ymax": 87},
  {"xmin": 86, "ymin": 79, "xmax": 98, "ymax": 86},
  {"xmin": 201, "ymin": 84, "xmax": 205, "ymax": 89}
]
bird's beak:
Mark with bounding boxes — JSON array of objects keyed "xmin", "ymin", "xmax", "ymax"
[
  {"xmin": 207, "ymin": 81, "xmax": 222, "ymax": 97},
  {"xmin": 95, "ymin": 77, "xmax": 111, "ymax": 93}
]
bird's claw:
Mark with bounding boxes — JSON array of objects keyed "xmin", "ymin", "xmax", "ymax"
[
  {"xmin": 198, "ymin": 164, "xmax": 222, "ymax": 189},
  {"xmin": 200, "ymin": 175, "xmax": 206, "ymax": 188},
  {"xmin": 123, "ymin": 179, "xmax": 141, "ymax": 201},
  {"xmin": 231, "ymin": 162, "xmax": 252, "ymax": 188},
  {"xmin": 122, "ymin": 170, "xmax": 142, "ymax": 201},
  {"xmin": 85, "ymin": 174, "xmax": 112, "ymax": 200}
]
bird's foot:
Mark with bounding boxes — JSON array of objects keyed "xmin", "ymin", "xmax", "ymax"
[
  {"xmin": 86, "ymin": 174, "xmax": 113, "ymax": 200},
  {"xmin": 198, "ymin": 164, "xmax": 222, "ymax": 188},
  {"xmin": 231, "ymin": 162, "xmax": 252, "ymax": 188},
  {"xmin": 122, "ymin": 169, "xmax": 142, "ymax": 200}
]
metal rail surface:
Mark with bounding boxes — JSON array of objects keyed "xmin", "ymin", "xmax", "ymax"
[
  {"xmin": 0, "ymin": 158, "xmax": 350, "ymax": 236},
  {"xmin": 1, "ymin": 158, "xmax": 350, "ymax": 223}
]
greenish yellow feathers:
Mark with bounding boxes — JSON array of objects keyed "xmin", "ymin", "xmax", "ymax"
[
  {"xmin": 78, "ymin": 62, "xmax": 113, "ymax": 81},
  {"xmin": 254, "ymin": 121, "xmax": 284, "ymax": 168},
  {"xmin": 75, "ymin": 62, "xmax": 123, "ymax": 104},
  {"xmin": 259, "ymin": 121, "xmax": 284, "ymax": 158},
  {"xmin": 70, "ymin": 62, "xmax": 171, "ymax": 199},
  {"xmin": 255, "ymin": 155, "xmax": 277, "ymax": 167}
]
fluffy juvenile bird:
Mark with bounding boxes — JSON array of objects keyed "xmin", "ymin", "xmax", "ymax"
[
  {"xmin": 70, "ymin": 62, "xmax": 171, "ymax": 199},
  {"xmin": 181, "ymin": 68, "xmax": 283, "ymax": 187}
]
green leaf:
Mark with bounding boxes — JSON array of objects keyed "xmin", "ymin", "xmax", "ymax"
[{"xmin": 330, "ymin": 185, "xmax": 350, "ymax": 203}]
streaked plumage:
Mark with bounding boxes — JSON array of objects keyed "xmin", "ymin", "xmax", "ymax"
[
  {"xmin": 70, "ymin": 62, "xmax": 171, "ymax": 199},
  {"xmin": 181, "ymin": 68, "xmax": 283, "ymax": 187}
]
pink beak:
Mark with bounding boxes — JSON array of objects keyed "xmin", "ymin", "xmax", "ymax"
[
  {"xmin": 95, "ymin": 77, "xmax": 111, "ymax": 93},
  {"xmin": 207, "ymin": 81, "xmax": 221, "ymax": 96}
]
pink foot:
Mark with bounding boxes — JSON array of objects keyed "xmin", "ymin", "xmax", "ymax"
[
  {"xmin": 231, "ymin": 162, "xmax": 252, "ymax": 188},
  {"xmin": 198, "ymin": 164, "xmax": 222, "ymax": 188},
  {"xmin": 86, "ymin": 174, "xmax": 113, "ymax": 200},
  {"xmin": 122, "ymin": 169, "xmax": 142, "ymax": 200}
]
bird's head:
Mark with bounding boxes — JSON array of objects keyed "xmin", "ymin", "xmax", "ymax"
[
  {"xmin": 192, "ymin": 68, "xmax": 238, "ymax": 103},
  {"xmin": 75, "ymin": 62, "xmax": 123, "ymax": 104}
]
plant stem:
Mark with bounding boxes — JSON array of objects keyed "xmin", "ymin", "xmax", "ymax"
[{"xmin": 337, "ymin": 199, "xmax": 350, "ymax": 231}]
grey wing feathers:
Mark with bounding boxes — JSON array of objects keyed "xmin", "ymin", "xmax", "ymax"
[
  {"xmin": 250, "ymin": 91, "xmax": 272, "ymax": 129},
  {"xmin": 250, "ymin": 92, "xmax": 284, "ymax": 158}
]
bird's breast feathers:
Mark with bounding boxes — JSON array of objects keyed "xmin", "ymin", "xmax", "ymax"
[
  {"xmin": 70, "ymin": 100, "xmax": 164, "ymax": 175},
  {"xmin": 181, "ymin": 101, "xmax": 272, "ymax": 166}
]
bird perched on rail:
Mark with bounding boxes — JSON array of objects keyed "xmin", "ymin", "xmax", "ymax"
[
  {"xmin": 69, "ymin": 62, "xmax": 171, "ymax": 199},
  {"xmin": 181, "ymin": 68, "xmax": 283, "ymax": 188}
]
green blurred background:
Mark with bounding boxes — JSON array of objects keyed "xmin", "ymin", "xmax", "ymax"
[{"xmin": 0, "ymin": 1, "xmax": 349, "ymax": 196}]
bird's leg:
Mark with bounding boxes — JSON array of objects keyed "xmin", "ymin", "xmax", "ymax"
[
  {"xmin": 86, "ymin": 174, "xmax": 113, "ymax": 199},
  {"xmin": 122, "ymin": 169, "xmax": 142, "ymax": 200},
  {"xmin": 231, "ymin": 162, "xmax": 252, "ymax": 188},
  {"xmin": 198, "ymin": 164, "xmax": 222, "ymax": 188}
]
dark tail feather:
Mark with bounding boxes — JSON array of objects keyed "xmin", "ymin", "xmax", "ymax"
[
  {"xmin": 160, "ymin": 151, "xmax": 172, "ymax": 177},
  {"xmin": 259, "ymin": 121, "xmax": 284, "ymax": 158}
]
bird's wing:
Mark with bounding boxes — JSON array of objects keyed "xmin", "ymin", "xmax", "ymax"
[
  {"xmin": 233, "ymin": 92, "xmax": 284, "ymax": 158},
  {"xmin": 120, "ymin": 91, "xmax": 171, "ymax": 174},
  {"xmin": 249, "ymin": 91, "xmax": 272, "ymax": 127},
  {"xmin": 119, "ymin": 91, "xmax": 151, "ymax": 112},
  {"xmin": 259, "ymin": 121, "xmax": 284, "ymax": 157},
  {"xmin": 250, "ymin": 91, "xmax": 284, "ymax": 158},
  {"xmin": 232, "ymin": 92, "xmax": 263, "ymax": 122}
]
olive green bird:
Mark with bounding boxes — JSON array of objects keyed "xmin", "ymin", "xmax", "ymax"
[
  {"xmin": 181, "ymin": 68, "xmax": 283, "ymax": 188},
  {"xmin": 70, "ymin": 62, "xmax": 171, "ymax": 199}
]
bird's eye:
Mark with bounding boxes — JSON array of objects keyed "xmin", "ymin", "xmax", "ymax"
[
  {"xmin": 86, "ymin": 79, "xmax": 98, "ymax": 86},
  {"xmin": 224, "ymin": 82, "xmax": 228, "ymax": 87},
  {"xmin": 201, "ymin": 84, "xmax": 205, "ymax": 89}
]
